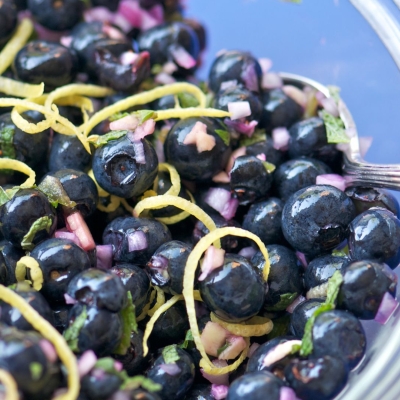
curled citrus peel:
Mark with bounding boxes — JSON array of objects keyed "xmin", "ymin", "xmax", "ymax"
[
  {"xmin": 147, "ymin": 286, "xmax": 166, "ymax": 317},
  {"xmin": 96, "ymin": 195, "xmax": 121, "ymax": 213},
  {"xmin": 182, "ymin": 227, "xmax": 271, "ymax": 375},
  {"xmin": 0, "ymin": 77, "xmax": 44, "ymax": 98},
  {"xmin": 0, "ymin": 285, "xmax": 79, "ymax": 400},
  {"xmin": 0, "ymin": 158, "xmax": 35, "ymax": 188},
  {"xmin": 155, "ymin": 190, "xmax": 195, "ymax": 225},
  {"xmin": 137, "ymin": 288, "xmax": 157, "ymax": 322},
  {"xmin": 88, "ymin": 169, "xmax": 109, "ymax": 198},
  {"xmin": 0, "ymin": 369, "xmax": 18, "ymax": 400},
  {"xmin": 155, "ymin": 163, "xmax": 181, "ymax": 197},
  {"xmin": 15, "ymin": 256, "xmax": 44, "ymax": 291}
]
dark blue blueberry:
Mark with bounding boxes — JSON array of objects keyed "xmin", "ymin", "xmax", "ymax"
[
  {"xmin": 146, "ymin": 346, "xmax": 195, "ymax": 400},
  {"xmin": 13, "ymin": 41, "xmax": 78, "ymax": 90},
  {"xmin": 92, "ymin": 136, "xmax": 159, "ymax": 199},
  {"xmin": 30, "ymin": 238, "xmax": 91, "ymax": 304},
  {"xmin": 91, "ymin": 0, "xmax": 120, "ymax": 11},
  {"xmin": 199, "ymin": 253, "xmax": 265, "ymax": 322},
  {"xmin": 245, "ymin": 137, "xmax": 285, "ymax": 168},
  {"xmin": 184, "ymin": 384, "xmax": 213, "ymax": 400},
  {"xmin": 242, "ymin": 198, "xmax": 284, "ymax": 245},
  {"xmin": 311, "ymin": 309, "xmax": 366, "ymax": 370},
  {"xmin": 273, "ymin": 158, "xmax": 331, "ymax": 202},
  {"xmin": 338, "ymin": 260, "xmax": 397, "ymax": 319},
  {"xmin": 147, "ymin": 240, "xmax": 192, "ymax": 295},
  {"xmin": 111, "ymin": 263, "xmax": 151, "ymax": 316},
  {"xmin": 259, "ymin": 88, "xmax": 303, "ymax": 132},
  {"xmin": 289, "ymin": 299, "xmax": 324, "ymax": 338},
  {"xmin": 0, "ymin": 188, "xmax": 57, "ymax": 249},
  {"xmin": 164, "ymin": 117, "xmax": 231, "ymax": 182},
  {"xmin": 103, "ymin": 216, "xmax": 172, "ymax": 265},
  {"xmin": 281, "ymin": 185, "xmax": 356, "ymax": 257},
  {"xmin": 28, "ymin": 0, "xmax": 84, "ymax": 31},
  {"xmin": 284, "ymin": 356, "xmax": 348, "ymax": 400},
  {"xmin": 0, "ymin": 240, "xmax": 24, "ymax": 286},
  {"xmin": 348, "ymin": 207, "xmax": 400, "ymax": 268},
  {"xmin": 81, "ymin": 369, "xmax": 122, "ymax": 400},
  {"xmin": 67, "ymin": 268, "xmax": 127, "ymax": 313},
  {"xmin": 52, "ymin": 303, "xmax": 72, "ymax": 333},
  {"xmin": 0, "ymin": 0, "xmax": 17, "ymax": 46},
  {"xmin": 227, "ymin": 371, "xmax": 284, "ymax": 400},
  {"xmin": 208, "ymin": 50, "xmax": 262, "ymax": 93},
  {"xmin": 183, "ymin": 18, "xmax": 207, "ymax": 52}
]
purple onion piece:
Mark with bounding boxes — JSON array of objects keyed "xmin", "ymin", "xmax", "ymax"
[
  {"xmin": 64, "ymin": 293, "xmax": 77, "ymax": 305},
  {"xmin": 78, "ymin": 350, "xmax": 97, "ymax": 378},
  {"xmin": 272, "ymin": 127, "xmax": 290, "ymax": 151},
  {"xmin": 316, "ymin": 174, "xmax": 346, "ymax": 191},
  {"xmin": 169, "ymin": 44, "xmax": 197, "ymax": 69},
  {"xmin": 127, "ymin": 230, "xmax": 148, "ymax": 252},
  {"xmin": 238, "ymin": 246, "xmax": 257, "ymax": 260},
  {"xmin": 296, "ymin": 251, "xmax": 308, "ymax": 269},
  {"xmin": 159, "ymin": 363, "xmax": 182, "ymax": 376},
  {"xmin": 131, "ymin": 140, "xmax": 146, "ymax": 164},
  {"xmin": 211, "ymin": 384, "xmax": 229, "ymax": 400},
  {"xmin": 286, "ymin": 295, "xmax": 306, "ymax": 313},
  {"xmin": 39, "ymin": 340, "xmax": 58, "ymax": 363},
  {"xmin": 224, "ymin": 118, "xmax": 258, "ymax": 137},
  {"xmin": 96, "ymin": 244, "xmax": 113, "ymax": 270},
  {"xmin": 248, "ymin": 342, "xmax": 260, "ymax": 358},
  {"xmin": 240, "ymin": 62, "xmax": 259, "ymax": 92},
  {"xmin": 280, "ymin": 386, "xmax": 300, "ymax": 400}
]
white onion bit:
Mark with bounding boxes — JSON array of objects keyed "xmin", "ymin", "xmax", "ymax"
[
  {"xmin": 262, "ymin": 340, "xmax": 302, "ymax": 368},
  {"xmin": 132, "ymin": 140, "xmax": 146, "ymax": 164},
  {"xmin": 159, "ymin": 363, "xmax": 182, "ymax": 376},
  {"xmin": 39, "ymin": 339, "xmax": 58, "ymax": 363},
  {"xmin": 198, "ymin": 245, "xmax": 225, "ymax": 281},
  {"xmin": 109, "ymin": 114, "xmax": 139, "ymax": 131},
  {"xmin": 316, "ymin": 174, "xmax": 346, "ymax": 191},
  {"xmin": 119, "ymin": 50, "xmax": 139, "ymax": 66},
  {"xmin": 282, "ymin": 85, "xmax": 307, "ymax": 109},
  {"xmin": 54, "ymin": 230, "xmax": 82, "ymax": 248},
  {"xmin": 64, "ymin": 293, "xmax": 77, "ymax": 305},
  {"xmin": 128, "ymin": 119, "xmax": 156, "ymax": 141},
  {"xmin": 262, "ymin": 72, "xmax": 283, "ymax": 89},
  {"xmin": 201, "ymin": 360, "xmax": 229, "ymax": 385},
  {"xmin": 65, "ymin": 212, "xmax": 96, "ymax": 251},
  {"xmin": 200, "ymin": 321, "xmax": 229, "ymax": 357},
  {"xmin": 154, "ymin": 72, "xmax": 176, "ymax": 85},
  {"xmin": 272, "ymin": 127, "xmax": 290, "ymax": 151},
  {"xmin": 127, "ymin": 230, "xmax": 148, "ymax": 252},
  {"xmin": 78, "ymin": 350, "xmax": 98, "ymax": 378},
  {"xmin": 96, "ymin": 244, "xmax": 113, "ymax": 271},
  {"xmin": 238, "ymin": 246, "xmax": 257, "ymax": 260},
  {"xmin": 183, "ymin": 121, "xmax": 216, "ymax": 153},
  {"xmin": 220, "ymin": 80, "xmax": 238, "ymax": 91},
  {"xmin": 228, "ymin": 101, "xmax": 251, "ymax": 120},
  {"xmin": 375, "ymin": 292, "xmax": 399, "ymax": 324},
  {"xmin": 169, "ymin": 45, "xmax": 197, "ymax": 69},
  {"xmin": 258, "ymin": 58, "xmax": 273, "ymax": 74},
  {"xmin": 218, "ymin": 335, "xmax": 247, "ymax": 360},
  {"xmin": 211, "ymin": 384, "xmax": 229, "ymax": 400}
]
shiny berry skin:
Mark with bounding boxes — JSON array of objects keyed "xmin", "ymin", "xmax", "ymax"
[
  {"xmin": 0, "ymin": 188, "xmax": 57, "ymax": 249},
  {"xmin": 0, "ymin": 240, "xmax": 24, "ymax": 286},
  {"xmin": 92, "ymin": 136, "xmax": 159, "ymax": 199},
  {"xmin": 91, "ymin": 0, "xmax": 120, "ymax": 11},
  {"xmin": 27, "ymin": 0, "xmax": 84, "ymax": 31},
  {"xmin": 13, "ymin": 41, "xmax": 77, "ymax": 90},
  {"xmin": 208, "ymin": 50, "xmax": 263, "ymax": 93},
  {"xmin": 289, "ymin": 299, "xmax": 324, "ymax": 338},
  {"xmin": 338, "ymin": 260, "xmax": 397, "ymax": 319},
  {"xmin": 164, "ymin": 117, "xmax": 231, "ymax": 182},
  {"xmin": 0, "ymin": 0, "xmax": 17, "ymax": 46},
  {"xmin": 348, "ymin": 207, "xmax": 400, "ymax": 268},
  {"xmin": 30, "ymin": 238, "xmax": 91, "ymax": 303},
  {"xmin": 199, "ymin": 253, "xmax": 265, "ymax": 322},
  {"xmin": 245, "ymin": 137, "xmax": 284, "ymax": 168},
  {"xmin": 81, "ymin": 369, "xmax": 122, "ymax": 400},
  {"xmin": 281, "ymin": 185, "xmax": 356, "ymax": 258}
]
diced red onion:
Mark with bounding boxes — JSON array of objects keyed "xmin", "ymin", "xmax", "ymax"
[
  {"xmin": 238, "ymin": 246, "xmax": 257, "ymax": 260},
  {"xmin": 359, "ymin": 136, "xmax": 373, "ymax": 158},
  {"xmin": 119, "ymin": 51, "xmax": 139, "ymax": 66},
  {"xmin": 211, "ymin": 384, "xmax": 229, "ymax": 400},
  {"xmin": 117, "ymin": 0, "xmax": 142, "ymax": 27},
  {"xmin": 78, "ymin": 350, "xmax": 97, "ymax": 378},
  {"xmin": 112, "ymin": 13, "xmax": 132, "ymax": 33},
  {"xmin": 162, "ymin": 61, "xmax": 178, "ymax": 75},
  {"xmin": 227, "ymin": 101, "xmax": 251, "ymax": 120},
  {"xmin": 148, "ymin": 4, "xmax": 164, "ymax": 23},
  {"xmin": 375, "ymin": 292, "xmax": 399, "ymax": 324},
  {"xmin": 221, "ymin": 197, "xmax": 239, "ymax": 220},
  {"xmin": 204, "ymin": 187, "xmax": 238, "ymax": 220},
  {"xmin": 226, "ymin": 146, "xmax": 246, "ymax": 173},
  {"xmin": 248, "ymin": 342, "xmax": 261, "ymax": 358},
  {"xmin": 127, "ymin": 119, "xmax": 156, "ymax": 141},
  {"xmin": 224, "ymin": 118, "xmax": 258, "ymax": 137},
  {"xmin": 240, "ymin": 63, "xmax": 259, "ymax": 92},
  {"xmin": 262, "ymin": 72, "xmax": 283, "ymax": 89},
  {"xmin": 64, "ymin": 293, "xmax": 78, "ymax": 305},
  {"xmin": 262, "ymin": 340, "xmax": 302, "ymax": 368},
  {"xmin": 155, "ymin": 138, "xmax": 165, "ymax": 163},
  {"xmin": 212, "ymin": 171, "xmax": 230, "ymax": 183},
  {"xmin": 320, "ymin": 97, "xmax": 339, "ymax": 117},
  {"xmin": 198, "ymin": 245, "xmax": 225, "ymax": 281},
  {"xmin": 286, "ymin": 295, "xmax": 306, "ymax": 313},
  {"xmin": 159, "ymin": 363, "xmax": 182, "ymax": 376},
  {"xmin": 132, "ymin": 140, "xmax": 146, "ymax": 164},
  {"xmin": 60, "ymin": 36, "xmax": 72, "ymax": 47},
  {"xmin": 148, "ymin": 254, "xmax": 169, "ymax": 279},
  {"xmin": 169, "ymin": 45, "xmax": 197, "ymax": 69},
  {"xmin": 256, "ymin": 153, "xmax": 266, "ymax": 161},
  {"xmin": 114, "ymin": 361, "xmax": 123, "ymax": 372},
  {"xmin": 127, "ymin": 230, "xmax": 148, "ymax": 252},
  {"xmin": 282, "ymin": 85, "xmax": 307, "ymax": 109},
  {"xmin": 84, "ymin": 6, "xmax": 114, "ymax": 23},
  {"xmin": 39, "ymin": 340, "xmax": 57, "ymax": 363},
  {"xmin": 65, "ymin": 212, "xmax": 95, "ymax": 251},
  {"xmin": 102, "ymin": 24, "xmax": 126, "ymax": 40},
  {"xmin": 54, "ymin": 230, "xmax": 82, "ymax": 247},
  {"xmin": 296, "ymin": 251, "xmax": 308, "ymax": 268},
  {"xmin": 218, "ymin": 335, "xmax": 247, "ymax": 360},
  {"xmin": 258, "ymin": 58, "xmax": 273, "ymax": 74},
  {"xmin": 280, "ymin": 386, "xmax": 300, "ymax": 400},
  {"xmin": 109, "ymin": 391, "xmax": 131, "ymax": 400},
  {"xmin": 201, "ymin": 360, "xmax": 229, "ymax": 385},
  {"xmin": 272, "ymin": 127, "xmax": 290, "ymax": 151},
  {"xmin": 140, "ymin": 10, "xmax": 159, "ymax": 30},
  {"xmin": 220, "ymin": 80, "xmax": 238, "ymax": 91},
  {"xmin": 183, "ymin": 121, "xmax": 216, "ymax": 153},
  {"xmin": 316, "ymin": 174, "xmax": 346, "ymax": 191},
  {"xmin": 154, "ymin": 72, "xmax": 176, "ymax": 85},
  {"xmin": 110, "ymin": 114, "xmax": 139, "ymax": 131},
  {"xmin": 96, "ymin": 245, "xmax": 113, "ymax": 271},
  {"xmin": 200, "ymin": 322, "xmax": 229, "ymax": 357}
]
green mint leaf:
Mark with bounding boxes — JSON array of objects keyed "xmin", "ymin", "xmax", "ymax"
[
  {"xmin": 122, "ymin": 376, "xmax": 162, "ymax": 392},
  {"xmin": 265, "ymin": 292, "xmax": 298, "ymax": 312},
  {"xmin": 109, "ymin": 112, "xmax": 130, "ymax": 122},
  {"xmin": 151, "ymin": 64, "xmax": 163, "ymax": 75},
  {"xmin": 291, "ymin": 343, "xmax": 301, "ymax": 354},
  {"xmin": 239, "ymin": 129, "xmax": 266, "ymax": 147},
  {"xmin": 320, "ymin": 110, "xmax": 350, "ymax": 144},
  {"xmin": 63, "ymin": 305, "xmax": 87, "ymax": 352},
  {"xmin": 325, "ymin": 270, "xmax": 344, "ymax": 306},
  {"xmin": 29, "ymin": 362, "xmax": 43, "ymax": 381},
  {"xmin": 162, "ymin": 345, "xmax": 180, "ymax": 364},
  {"xmin": 215, "ymin": 129, "xmax": 230, "ymax": 146},
  {"xmin": 332, "ymin": 248, "xmax": 348, "ymax": 257},
  {"xmin": 266, "ymin": 313, "xmax": 291, "ymax": 341},
  {"xmin": 21, "ymin": 216, "xmax": 52, "ymax": 251},
  {"xmin": 262, "ymin": 161, "xmax": 276, "ymax": 173},
  {"xmin": 94, "ymin": 357, "xmax": 117, "ymax": 374},
  {"xmin": 134, "ymin": 110, "xmax": 158, "ymax": 124},
  {"xmin": 217, "ymin": 342, "xmax": 230, "ymax": 356},
  {"xmin": 89, "ymin": 130, "xmax": 127, "ymax": 148},
  {"xmin": 0, "ymin": 126, "xmax": 16, "ymax": 159},
  {"xmin": 177, "ymin": 92, "xmax": 200, "ymax": 108},
  {"xmin": 38, "ymin": 175, "xmax": 77, "ymax": 209},
  {"xmin": 0, "ymin": 187, "xmax": 11, "ymax": 206},
  {"xmin": 113, "ymin": 291, "xmax": 138, "ymax": 356},
  {"xmin": 205, "ymin": 93, "xmax": 215, "ymax": 108},
  {"xmin": 179, "ymin": 329, "xmax": 194, "ymax": 349},
  {"xmin": 328, "ymin": 85, "xmax": 341, "ymax": 103}
]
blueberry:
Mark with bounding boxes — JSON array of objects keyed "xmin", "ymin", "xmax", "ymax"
[
  {"xmin": 129, "ymin": 389, "xmax": 162, "ymax": 400},
  {"xmin": 183, "ymin": 18, "xmax": 207, "ymax": 52},
  {"xmin": 245, "ymin": 137, "xmax": 284, "ymax": 168},
  {"xmin": 338, "ymin": 260, "xmax": 397, "ymax": 319},
  {"xmin": 52, "ymin": 303, "xmax": 72, "ymax": 333},
  {"xmin": 281, "ymin": 185, "xmax": 356, "ymax": 257},
  {"xmin": 208, "ymin": 50, "xmax": 262, "ymax": 93},
  {"xmin": 91, "ymin": 0, "xmax": 120, "ymax": 11},
  {"xmin": 273, "ymin": 158, "xmax": 331, "ymax": 202},
  {"xmin": 0, "ymin": 240, "xmax": 24, "ymax": 286},
  {"xmin": 81, "ymin": 369, "xmax": 122, "ymax": 400},
  {"xmin": 285, "ymin": 356, "xmax": 348, "ymax": 400},
  {"xmin": 13, "ymin": 41, "xmax": 78, "ymax": 91},
  {"xmin": 92, "ymin": 136, "xmax": 159, "ymax": 199},
  {"xmin": 0, "ymin": 0, "xmax": 17, "ymax": 46},
  {"xmin": 184, "ymin": 384, "xmax": 213, "ymax": 400},
  {"xmin": 348, "ymin": 207, "xmax": 400, "ymax": 267},
  {"xmin": 289, "ymin": 299, "xmax": 324, "ymax": 338},
  {"xmin": 199, "ymin": 253, "xmax": 265, "ymax": 322},
  {"xmin": 30, "ymin": 238, "xmax": 91, "ymax": 304}
]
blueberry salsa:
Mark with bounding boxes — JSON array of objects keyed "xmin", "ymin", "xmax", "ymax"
[{"xmin": 0, "ymin": 1, "xmax": 398, "ymax": 400}]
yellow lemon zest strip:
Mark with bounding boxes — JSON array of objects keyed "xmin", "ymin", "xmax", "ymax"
[
  {"xmin": 0, "ymin": 158, "xmax": 35, "ymax": 188},
  {"xmin": 147, "ymin": 286, "xmax": 166, "ymax": 317},
  {"xmin": 158, "ymin": 163, "xmax": 181, "ymax": 197},
  {"xmin": 88, "ymin": 169, "xmax": 109, "ymax": 198},
  {"xmin": 15, "ymin": 256, "xmax": 44, "ymax": 291},
  {"xmin": 137, "ymin": 288, "xmax": 157, "ymax": 322},
  {"xmin": 0, "ymin": 369, "xmax": 18, "ymax": 400},
  {"xmin": 0, "ymin": 285, "xmax": 79, "ymax": 400},
  {"xmin": 54, "ymin": 95, "xmax": 94, "ymax": 113},
  {"xmin": 155, "ymin": 190, "xmax": 195, "ymax": 225},
  {"xmin": 96, "ymin": 195, "xmax": 121, "ymax": 213},
  {"xmin": 0, "ymin": 77, "xmax": 44, "ymax": 98}
]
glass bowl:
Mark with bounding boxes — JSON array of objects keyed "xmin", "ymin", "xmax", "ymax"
[{"xmin": 185, "ymin": 0, "xmax": 400, "ymax": 399}]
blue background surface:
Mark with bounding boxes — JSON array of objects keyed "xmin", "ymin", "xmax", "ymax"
[{"xmin": 186, "ymin": 0, "xmax": 400, "ymax": 200}]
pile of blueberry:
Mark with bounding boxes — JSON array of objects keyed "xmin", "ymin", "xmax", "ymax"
[{"xmin": 0, "ymin": 1, "xmax": 399, "ymax": 400}]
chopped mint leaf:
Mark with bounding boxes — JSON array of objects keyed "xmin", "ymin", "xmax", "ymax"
[
  {"xmin": 262, "ymin": 161, "xmax": 276, "ymax": 173},
  {"xmin": 94, "ymin": 357, "xmax": 116, "ymax": 374},
  {"xmin": 332, "ymin": 248, "xmax": 348, "ymax": 257},
  {"xmin": 179, "ymin": 329, "xmax": 194, "ymax": 349},
  {"xmin": 266, "ymin": 313, "xmax": 291, "ymax": 341},
  {"xmin": 113, "ymin": 291, "xmax": 138, "ymax": 355},
  {"xmin": 29, "ymin": 362, "xmax": 43, "ymax": 381},
  {"xmin": 205, "ymin": 93, "xmax": 214, "ymax": 108},
  {"xmin": 215, "ymin": 129, "xmax": 230, "ymax": 146},
  {"xmin": 0, "ymin": 187, "xmax": 11, "ymax": 206},
  {"xmin": 328, "ymin": 85, "xmax": 341, "ymax": 103},
  {"xmin": 177, "ymin": 92, "xmax": 199, "ymax": 108},
  {"xmin": 320, "ymin": 110, "xmax": 350, "ymax": 144},
  {"xmin": 134, "ymin": 110, "xmax": 158, "ymax": 124},
  {"xmin": 109, "ymin": 112, "xmax": 130, "ymax": 122},
  {"xmin": 265, "ymin": 292, "xmax": 298, "ymax": 312},
  {"xmin": 162, "ymin": 345, "xmax": 180, "ymax": 364},
  {"xmin": 21, "ymin": 216, "xmax": 52, "ymax": 251},
  {"xmin": 325, "ymin": 270, "xmax": 344, "ymax": 305},
  {"xmin": 88, "ymin": 131, "xmax": 127, "ymax": 148},
  {"xmin": 151, "ymin": 64, "xmax": 163, "ymax": 75},
  {"xmin": 64, "ymin": 306, "xmax": 87, "ymax": 352},
  {"xmin": 239, "ymin": 129, "xmax": 266, "ymax": 147},
  {"xmin": 0, "ymin": 126, "xmax": 16, "ymax": 159},
  {"xmin": 38, "ymin": 175, "xmax": 77, "ymax": 209},
  {"xmin": 122, "ymin": 376, "xmax": 162, "ymax": 392},
  {"xmin": 217, "ymin": 342, "xmax": 230, "ymax": 356}
]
